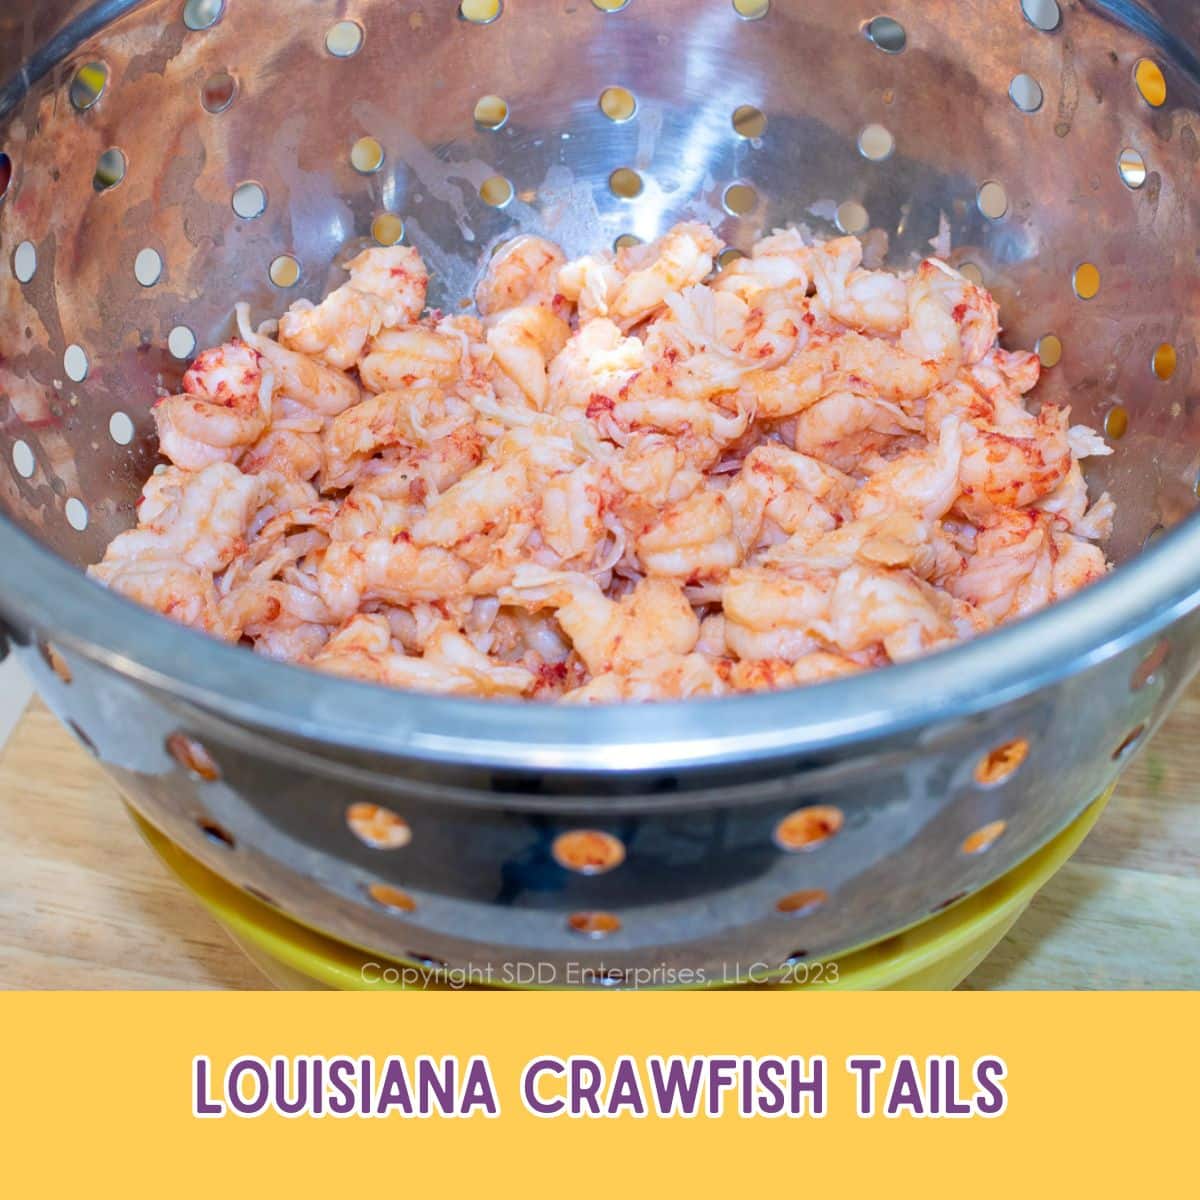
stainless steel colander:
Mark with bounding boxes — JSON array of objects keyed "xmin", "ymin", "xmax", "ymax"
[{"xmin": 2, "ymin": 0, "xmax": 1199, "ymax": 985}]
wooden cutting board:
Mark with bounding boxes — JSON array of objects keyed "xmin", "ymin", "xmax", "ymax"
[{"xmin": 1, "ymin": 691, "xmax": 1198, "ymax": 990}]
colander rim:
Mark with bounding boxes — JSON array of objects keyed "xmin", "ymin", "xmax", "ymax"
[
  {"xmin": 1, "ymin": 509, "xmax": 1197, "ymax": 774},
  {"xmin": 3, "ymin": 0, "xmax": 1199, "ymax": 774}
]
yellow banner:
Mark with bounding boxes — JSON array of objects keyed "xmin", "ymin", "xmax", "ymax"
[{"xmin": 1, "ymin": 993, "xmax": 1192, "ymax": 1193}]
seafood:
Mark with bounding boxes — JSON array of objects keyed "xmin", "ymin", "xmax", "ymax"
[
  {"xmin": 152, "ymin": 342, "xmax": 269, "ymax": 470},
  {"xmin": 278, "ymin": 246, "xmax": 429, "ymax": 370},
  {"xmin": 91, "ymin": 222, "xmax": 1115, "ymax": 702},
  {"xmin": 606, "ymin": 222, "xmax": 721, "ymax": 330},
  {"xmin": 476, "ymin": 236, "xmax": 566, "ymax": 316}
]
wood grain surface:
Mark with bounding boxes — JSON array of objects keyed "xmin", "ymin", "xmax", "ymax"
[{"xmin": 1, "ymin": 691, "xmax": 1197, "ymax": 990}]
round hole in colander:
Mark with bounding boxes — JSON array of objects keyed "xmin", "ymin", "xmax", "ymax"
[
  {"xmin": 200, "ymin": 820, "xmax": 236, "ymax": 849},
  {"xmin": 405, "ymin": 952, "xmax": 448, "ymax": 973},
  {"xmin": 39, "ymin": 642, "xmax": 73, "ymax": 685},
  {"xmin": 1020, "ymin": 0, "xmax": 1061, "ymax": 34},
  {"xmin": 12, "ymin": 240, "xmax": 37, "ymax": 283},
  {"xmin": 1118, "ymin": 147, "xmax": 1148, "ymax": 189},
  {"xmin": 1073, "ymin": 261, "xmax": 1101, "ymax": 300},
  {"xmin": 231, "ymin": 181, "xmax": 267, "ymax": 219},
  {"xmin": 63, "ymin": 344, "xmax": 89, "ymax": 383},
  {"xmin": 64, "ymin": 498, "xmax": 88, "ymax": 532},
  {"xmin": 108, "ymin": 412, "xmax": 135, "ymax": 446},
  {"xmin": 134, "ymin": 248, "xmax": 163, "ymax": 287},
  {"xmin": 961, "ymin": 820, "xmax": 1007, "ymax": 856},
  {"xmin": 1104, "ymin": 400, "xmax": 1125, "ymax": 435},
  {"xmin": 92, "ymin": 148, "xmax": 127, "ymax": 193},
  {"xmin": 167, "ymin": 732, "xmax": 221, "ymax": 782},
  {"xmin": 200, "ymin": 70, "xmax": 236, "ymax": 113},
  {"xmin": 69, "ymin": 61, "xmax": 108, "ymax": 111},
  {"xmin": 977, "ymin": 180, "xmax": 1009, "ymax": 220},
  {"xmin": 183, "ymin": 0, "xmax": 225, "ymax": 32},
  {"xmin": 479, "ymin": 174, "xmax": 514, "ymax": 207},
  {"xmin": 836, "ymin": 200, "xmax": 869, "ymax": 234},
  {"xmin": 864, "ymin": 15, "xmax": 906, "ymax": 53},
  {"xmin": 269, "ymin": 254, "xmax": 301, "ymax": 288},
  {"xmin": 1036, "ymin": 334, "xmax": 1063, "ymax": 368},
  {"xmin": 773, "ymin": 806, "xmax": 844, "ymax": 852},
  {"xmin": 608, "ymin": 167, "xmax": 643, "ymax": 199},
  {"xmin": 598, "ymin": 87, "xmax": 636, "ymax": 123},
  {"xmin": 1152, "ymin": 343, "xmax": 1177, "ymax": 382},
  {"xmin": 1134, "ymin": 58, "xmax": 1167, "ymax": 108},
  {"xmin": 459, "ymin": 0, "xmax": 502, "ymax": 24},
  {"xmin": 776, "ymin": 889, "xmax": 829, "ymax": 918},
  {"xmin": 858, "ymin": 122, "xmax": 895, "ymax": 161},
  {"xmin": 474, "ymin": 94, "xmax": 510, "ymax": 130},
  {"xmin": 350, "ymin": 136, "xmax": 385, "ymax": 175},
  {"xmin": 552, "ymin": 830, "xmax": 625, "ymax": 875},
  {"xmin": 722, "ymin": 182, "xmax": 758, "ymax": 215},
  {"xmin": 367, "ymin": 884, "xmax": 417, "ymax": 914},
  {"xmin": 168, "ymin": 325, "xmax": 198, "ymax": 360},
  {"xmin": 567, "ymin": 912, "xmax": 622, "ymax": 938},
  {"xmin": 1112, "ymin": 724, "xmax": 1147, "ymax": 762},
  {"xmin": 1131, "ymin": 641, "xmax": 1170, "ymax": 692},
  {"xmin": 731, "ymin": 104, "xmax": 766, "ymax": 138},
  {"xmin": 732, "ymin": 0, "xmax": 770, "ymax": 22},
  {"xmin": 11, "ymin": 440, "xmax": 35, "ymax": 480},
  {"xmin": 346, "ymin": 803, "xmax": 413, "ymax": 850},
  {"xmin": 1009, "ymin": 73, "xmax": 1044, "ymax": 113},
  {"xmin": 371, "ymin": 213, "xmax": 404, "ymax": 246},
  {"xmin": 325, "ymin": 20, "xmax": 364, "ymax": 58},
  {"xmin": 974, "ymin": 739, "xmax": 1029, "ymax": 787}
]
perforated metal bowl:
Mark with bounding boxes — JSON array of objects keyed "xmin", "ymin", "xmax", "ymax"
[{"xmin": 1, "ymin": 0, "xmax": 1199, "ymax": 985}]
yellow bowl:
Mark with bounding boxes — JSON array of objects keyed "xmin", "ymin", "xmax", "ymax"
[{"xmin": 131, "ymin": 792, "xmax": 1109, "ymax": 991}]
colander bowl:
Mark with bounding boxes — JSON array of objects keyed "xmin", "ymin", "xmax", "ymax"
[{"xmin": 1, "ymin": 0, "xmax": 1198, "ymax": 985}]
